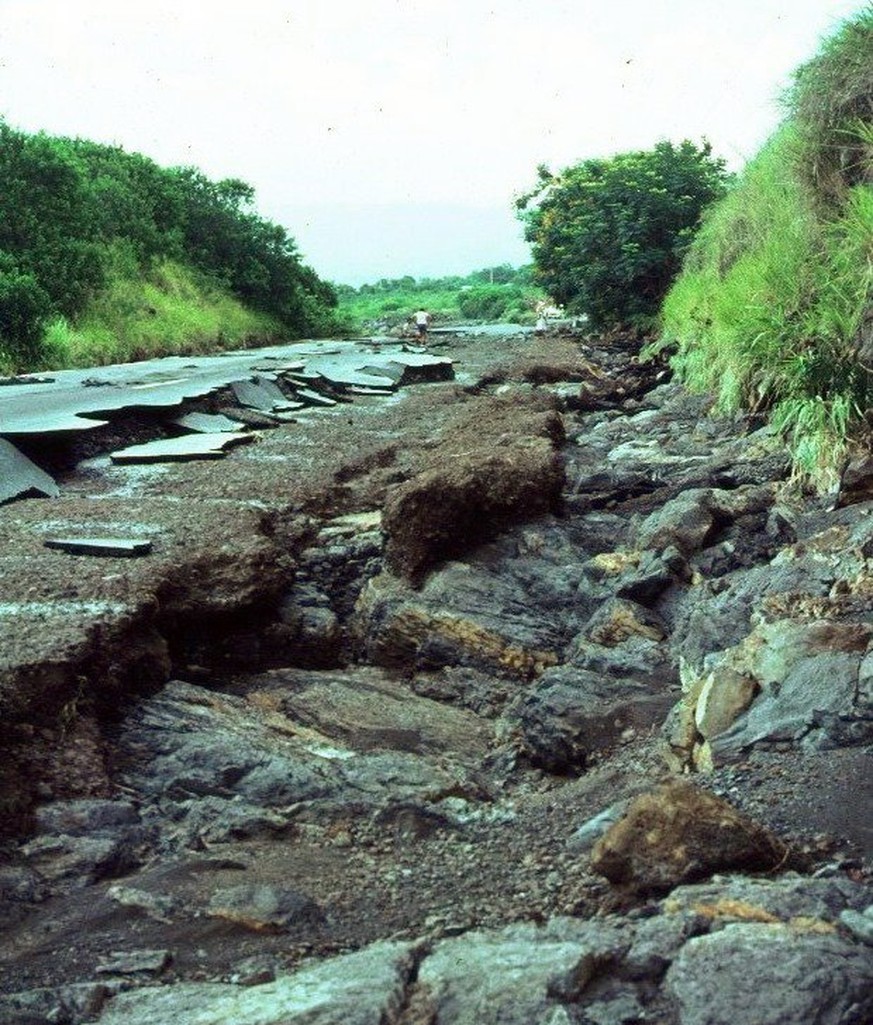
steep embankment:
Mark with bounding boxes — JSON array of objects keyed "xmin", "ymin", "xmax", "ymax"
[
  {"xmin": 0, "ymin": 327, "xmax": 871, "ymax": 1024},
  {"xmin": 0, "ymin": 124, "xmax": 339, "ymax": 375},
  {"xmin": 659, "ymin": 8, "xmax": 873, "ymax": 486}
]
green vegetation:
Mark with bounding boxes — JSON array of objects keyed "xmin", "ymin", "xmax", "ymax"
[
  {"xmin": 0, "ymin": 123, "xmax": 339, "ymax": 374},
  {"xmin": 335, "ymin": 265, "xmax": 544, "ymax": 330},
  {"xmin": 658, "ymin": 8, "xmax": 873, "ymax": 485},
  {"xmin": 517, "ymin": 141, "xmax": 731, "ymax": 330}
]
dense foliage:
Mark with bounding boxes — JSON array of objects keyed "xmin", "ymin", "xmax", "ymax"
[
  {"xmin": 517, "ymin": 141, "xmax": 731, "ymax": 329},
  {"xmin": 0, "ymin": 123, "xmax": 338, "ymax": 370},
  {"xmin": 336, "ymin": 264, "xmax": 543, "ymax": 329},
  {"xmin": 659, "ymin": 8, "xmax": 873, "ymax": 484}
]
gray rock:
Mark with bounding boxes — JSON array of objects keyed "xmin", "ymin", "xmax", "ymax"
[
  {"xmin": 566, "ymin": 800, "xmax": 631, "ymax": 852},
  {"xmin": 96, "ymin": 950, "xmax": 172, "ymax": 975},
  {"xmin": 35, "ymin": 799, "xmax": 140, "ymax": 837},
  {"xmin": 0, "ymin": 983, "xmax": 108, "ymax": 1025},
  {"xmin": 840, "ymin": 907, "xmax": 873, "ymax": 946},
  {"xmin": 636, "ymin": 489, "xmax": 716, "ymax": 555},
  {"xmin": 515, "ymin": 666, "xmax": 673, "ymax": 773},
  {"xmin": 94, "ymin": 940, "xmax": 416, "ymax": 1025},
  {"xmin": 415, "ymin": 919, "xmax": 601, "ymax": 1025},
  {"xmin": 206, "ymin": 883, "xmax": 325, "ymax": 933},
  {"xmin": 665, "ymin": 922, "xmax": 873, "ymax": 1025}
]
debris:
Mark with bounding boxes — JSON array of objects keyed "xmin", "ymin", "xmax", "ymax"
[
  {"xmin": 110, "ymin": 432, "xmax": 253, "ymax": 464},
  {"xmin": 231, "ymin": 376, "xmax": 296, "ymax": 412},
  {"xmin": 44, "ymin": 537, "xmax": 153, "ymax": 557},
  {"xmin": 0, "ymin": 439, "xmax": 60, "ymax": 504},
  {"xmin": 172, "ymin": 411, "xmax": 248, "ymax": 434}
]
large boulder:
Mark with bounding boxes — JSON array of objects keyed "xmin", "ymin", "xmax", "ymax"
[{"xmin": 590, "ymin": 781, "xmax": 787, "ymax": 892}]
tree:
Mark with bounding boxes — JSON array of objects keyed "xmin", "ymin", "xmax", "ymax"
[{"xmin": 517, "ymin": 141, "xmax": 731, "ymax": 329}]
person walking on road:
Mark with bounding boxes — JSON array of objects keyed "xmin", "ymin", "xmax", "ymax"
[{"xmin": 415, "ymin": 309, "xmax": 430, "ymax": 344}]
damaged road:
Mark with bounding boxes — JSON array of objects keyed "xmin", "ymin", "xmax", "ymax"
[{"xmin": 0, "ymin": 328, "xmax": 871, "ymax": 1025}]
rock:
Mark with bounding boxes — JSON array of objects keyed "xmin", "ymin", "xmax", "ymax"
[
  {"xmin": 590, "ymin": 782, "xmax": 787, "ymax": 892},
  {"xmin": 413, "ymin": 919, "xmax": 601, "ymax": 1025},
  {"xmin": 0, "ymin": 983, "xmax": 108, "ymax": 1025},
  {"xmin": 19, "ymin": 833, "xmax": 145, "ymax": 887},
  {"xmin": 206, "ymin": 883, "xmax": 325, "ymax": 933},
  {"xmin": 515, "ymin": 667, "xmax": 674, "ymax": 773},
  {"xmin": 34, "ymin": 799, "xmax": 141, "ymax": 836},
  {"xmin": 635, "ymin": 489, "xmax": 717, "ymax": 555},
  {"xmin": 566, "ymin": 800, "xmax": 631, "ymax": 852},
  {"xmin": 693, "ymin": 669, "xmax": 759, "ymax": 740},
  {"xmin": 263, "ymin": 665, "xmax": 491, "ymax": 759},
  {"xmin": 709, "ymin": 621, "xmax": 873, "ymax": 760},
  {"xmin": 96, "ymin": 949, "xmax": 172, "ymax": 975},
  {"xmin": 840, "ymin": 907, "xmax": 873, "ymax": 945},
  {"xmin": 665, "ymin": 922, "xmax": 873, "ymax": 1025},
  {"xmin": 106, "ymin": 884, "xmax": 180, "ymax": 923},
  {"xmin": 353, "ymin": 568, "xmax": 562, "ymax": 679},
  {"xmin": 581, "ymin": 597, "xmax": 667, "ymax": 646},
  {"xmin": 94, "ymin": 940, "xmax": 416, "ymax": 1025}
]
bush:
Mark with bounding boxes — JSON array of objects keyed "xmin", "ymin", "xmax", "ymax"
[
  {"xmin": 0, "ymin": 259, "xmax": 52, "ymax": 368},
  {"xmin": 517, "ymin": 141, "xmax": 730, "ymax": 329}
]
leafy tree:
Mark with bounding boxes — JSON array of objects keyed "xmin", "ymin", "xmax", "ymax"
[{"xmin": 517, "ymin": 140, "xmax": 731, "ymax": 328}]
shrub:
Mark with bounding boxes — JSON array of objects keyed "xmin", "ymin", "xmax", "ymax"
[{"xmin": 517, "ymin": 141, "xmax": 731, "ymax": 329}]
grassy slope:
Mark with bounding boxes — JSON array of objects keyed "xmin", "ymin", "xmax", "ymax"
[
  {"xmin": 11, "ymin": 259, "xmax": 284, "ymax": 374},
  {"xmin": 657, "ymin": 10, "xmax": 873, "ymax": 486}
]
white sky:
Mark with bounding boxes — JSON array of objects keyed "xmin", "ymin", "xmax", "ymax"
[{"xmin": 0, "ymin": 0, "xmax": 866, "ymax": 283}]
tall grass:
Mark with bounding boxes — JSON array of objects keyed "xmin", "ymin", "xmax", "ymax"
[
  {"xmin": 40, "ymin": 258, "xmax": 281, "ymax": 370},
  {"xmin": 657, "ymin": 8, "xmax": 873, "ymax": 487}
]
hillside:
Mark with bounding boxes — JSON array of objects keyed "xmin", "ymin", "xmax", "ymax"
[
  {"xmin": 658, "ymin": 8, "xmax": 873, "ymax": 487},
  {"xmin": 0, "ymin": 124, "xmax": 340, "ymax": 374}
]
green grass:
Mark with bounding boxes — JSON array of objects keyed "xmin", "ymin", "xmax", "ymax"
[
  {"xmin": 655, "ymin": 8, "xmax": 873, "ymax": 488},
  {"xmin": 37, "ymin": 259, "xmax": 282, "ymax": 371}
]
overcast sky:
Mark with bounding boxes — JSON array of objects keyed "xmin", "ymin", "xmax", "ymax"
[{"xmin": 0, "ymin": 0, "xmax": 865, "ymax": 284}]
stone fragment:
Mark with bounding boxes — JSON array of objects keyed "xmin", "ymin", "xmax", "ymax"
[
  {"xmin": 839, "ymin": 906, "xmax": 873, "ymax": 945},
  {"xmin": 516, "ymin": 667, "xmax": 673, "ymax": 773},
  {"xmin": 206, "ymin": 883, "xmax": 325, "ymax": 933},
  {"xmin": 693, "ymin": 670, "xmax": 758, "ymax": 740},
  {"xmin": 635, "ymin": 489, "xmax": 716, "ymax": 555},
  {"xmin": 35, "ymin": 799, "xmax": 140, "ymax": 836},
  {"xmin": 583, "ymin": 597, "xmax": 666, "ymax": 646},
  {"xmin": 96, "ymin": 949, "xmax": 172, "ymax": 975},
  {"xmin": 0, "ymin": 983, "xmax": 108, "ymax": 1024},
  {"xmin": 107, "ymin": 884, "xmax": 180, "ymax": 924},
  {"xmin": 566, "ymin": 800, "xmax": 631, "ymax": 853},
  {"xmin": 591, "ymin": 782, "xmax": 786, "ymax": 892}
]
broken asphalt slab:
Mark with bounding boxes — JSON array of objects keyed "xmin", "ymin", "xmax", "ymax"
[
  {"xmin": 110, "ymin": 433, "xmax": 254, "ymax": 464},
  {"xmin": 0, "ymin": 342, "xmax": 453, "ymax": 438},
  {"xmin": 0, "ymin": 439, "xmax": 60, "ymax": 504},
  {"xmin": 43, "ymin": 538, "xmax": 154, "ymax": 557}
]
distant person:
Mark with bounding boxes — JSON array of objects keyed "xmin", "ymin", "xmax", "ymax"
[
  {"xmin": 415, "ymin": 309, "xmax": 429, "ymax": 343},
  {"xmin": 535, "ymin": 313, "xmax": 548, "ymax": 336}
]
